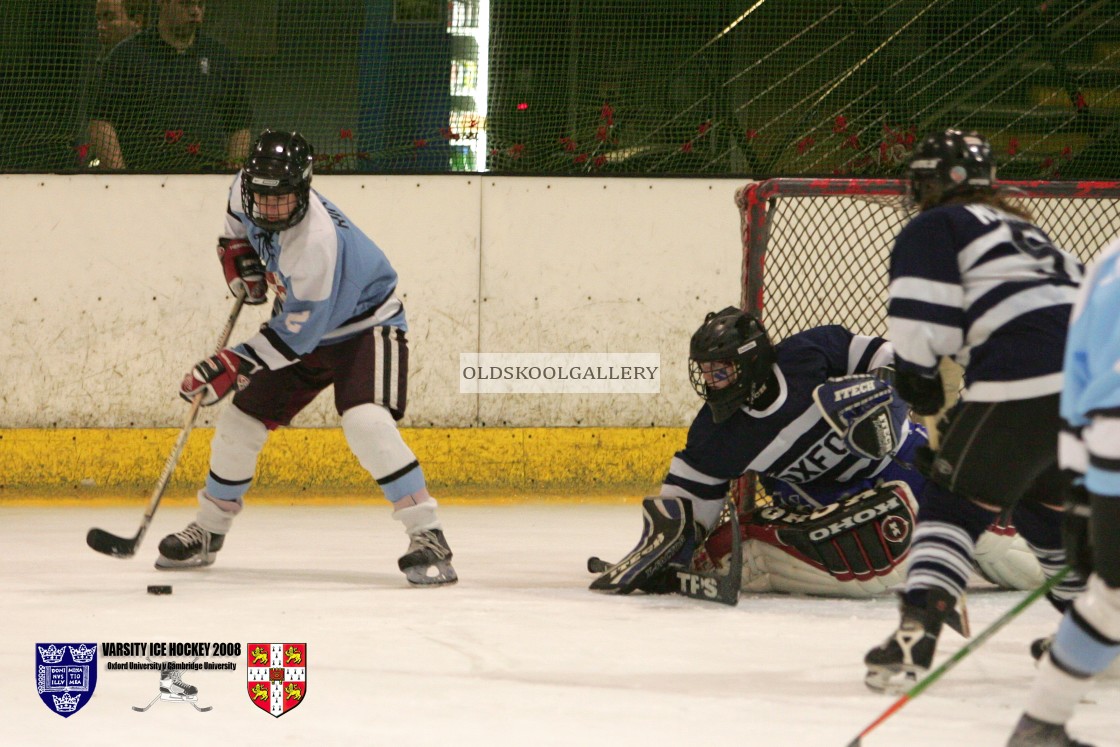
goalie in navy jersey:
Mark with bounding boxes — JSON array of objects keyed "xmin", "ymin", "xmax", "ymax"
[
  {"xmin": 590, "ymin": 306, "xmax": 1042, "ymax": 600},
  {"xmin": 863, "ymin": 129, "xmax": 1087, "ymax": 692},
  {"xmin": 155, "ymin": 130, "xmax": 456, "ymax": 586}
]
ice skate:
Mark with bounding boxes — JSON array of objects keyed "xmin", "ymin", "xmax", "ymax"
[
  {"xmin": 398, "ymin": 528, "xmax": 457, "ymax": 586},
  {"xmin": 1006, "ymin": 714, "xmax": 1092, "ymax": 747},
  {"xmin": 155, "ymin": 522, "xmax": 224, "ymax": 570},
  {"xmin": 864, "ymin": 589, "xmax": 955, "ymax": 692},
  {"xmin": 132, "ymin": 665, "xmax": 212, "ymax": 712}
]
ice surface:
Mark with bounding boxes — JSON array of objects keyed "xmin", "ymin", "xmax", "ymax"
[{"xmin": 2, "ymin": 503, "xmax": 1115, "ymax": 746}]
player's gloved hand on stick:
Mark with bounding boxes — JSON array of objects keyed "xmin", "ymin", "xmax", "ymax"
[
  {"xmin": 895, "ymin": 369, "xmax": 945, "ymax": 416},
  {"xmin": 179, "ymin": 349, "xmax": 257, "ymax": 406},
  {"xmin": 1061, "ymin": 475, "xmax": 1093, "ymax": 579},
  {"xmin": 218, "ymin": 237, "xmax": 267, "ymax": 305}
]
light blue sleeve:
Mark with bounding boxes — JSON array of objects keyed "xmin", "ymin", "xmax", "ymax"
[{"xmin": 1063, "ymin": 242, "xmax": 1120, "ymax": 497}]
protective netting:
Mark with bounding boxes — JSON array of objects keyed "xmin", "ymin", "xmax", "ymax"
[
  {"xmin": 2, "ymin": 0, "xmax": 1118, "ymax": 175},
  {"xmin": 735, "ymin": 179, "xmax": 1120, "ymax": 342}
]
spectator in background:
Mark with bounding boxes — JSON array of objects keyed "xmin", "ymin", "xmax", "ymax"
[
  {"xmin": 96, "ymin": 0, "xmax": 147, "ymax": 57},
  {"xmin": 80, "ymin": 0, "xmax": 148, "ymax": 168},
  {"xmin": 89, "ymin": 0, "xmax": 251, "ymax": 170}
]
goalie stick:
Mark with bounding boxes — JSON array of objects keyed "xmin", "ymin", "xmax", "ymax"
[
  {"xmin": 86, "ymin": 295, "xmax": 246, "ymax": 559},
  {"xmin": 588, "ymin": 499, "xmax": 742, "ymax": 606}
]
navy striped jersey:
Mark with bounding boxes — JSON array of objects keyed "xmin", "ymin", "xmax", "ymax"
[
  {"xmin": 222, "ymin": 173, "xmax": 406, "ymax": 371},
  {"xmin": 661, "ymin": 326, "xmax": 901, "ymax": 503},
  {"xmin": 887, "ymin": 202, "xmax": 1082, "ymax": 401},
  {"xmin": 1061, "ymin": 234, "xmax": 1120, "ymax": 498}
]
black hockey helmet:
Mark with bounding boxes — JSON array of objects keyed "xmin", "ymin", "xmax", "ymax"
[
  {"xmin": 907, "ymin": 129, "xmax": 995, "ymax": 208},
  {"xmin": 688, "ymin": 307, "xmax": 776, "ymax": 423},
  {"xmin": 241, "ymin": 130, "xmax": 315, "ymax": 231}
]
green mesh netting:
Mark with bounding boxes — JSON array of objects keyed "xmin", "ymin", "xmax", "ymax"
[{"xmin": 1, "ymin": 0, "xmax": 1118, "ymax": 175}]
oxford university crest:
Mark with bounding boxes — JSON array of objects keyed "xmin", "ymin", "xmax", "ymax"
[{"xmin": 36, "ymin": 643, "xmax": 97, "ymax": 717}]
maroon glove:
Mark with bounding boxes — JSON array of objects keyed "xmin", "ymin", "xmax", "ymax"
[
  {"xmin": 179, "ymin": 349, "xmax": 256, "ymax": 406},
  {"xmin": 217, "ymin": 238, "xmax": 267, "ymax": 305}
]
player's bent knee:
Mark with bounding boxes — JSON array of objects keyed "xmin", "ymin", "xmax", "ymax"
[
  {"xmin": 341, "ymin": 403, "xmax": 418, "ymax": 479},
  {"xmin": 209, "ymin": 404, "xmax": 269, "ymax": 481},
  {"xmin": 1072, "ymin": 575, "xmax": 1120, "ymax": 642}
]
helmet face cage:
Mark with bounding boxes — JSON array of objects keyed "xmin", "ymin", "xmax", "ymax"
[
  {"xmin": 907, "ymin": 129, "xmax": 995, "ymax": 208},
  {"xmin": 688, "ymin": 307, "xmax": 776, "ymax": 422},
  {"xmin": 241, "ymin": 130, "xmax": 315, "ymax": 231}
]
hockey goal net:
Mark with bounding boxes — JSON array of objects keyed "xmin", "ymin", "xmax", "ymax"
[
  {"xmin": 735, "ymin": 179, "xmax": 1120, "ymax": 342},
  {"xmin": 730, "ymin": 178, "xmax": 1120, "ymax": 511}
]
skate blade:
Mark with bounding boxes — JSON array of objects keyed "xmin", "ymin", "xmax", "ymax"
[
  {"xmin": 160, "ymin": 693, "xmax": 198, "ymax": 701},
  {"xmin": 154, "ymin": 555, "xmax": 215, "ymax": 570},
  {"xmin": 863, "ymin": 665, "xmax": 917, "ymax": 694},
  {"xmin": 403, "ymin": 561, "xmax": 458, "ymax": 587}
]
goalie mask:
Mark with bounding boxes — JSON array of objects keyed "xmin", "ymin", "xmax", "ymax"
[
  {"xmin": 688, "ymin": 307, "xmax": 776, "ymax": 423},
  {"xmin": 241, "ymin": 130, "xmax": 315, "ymax": 231},
  {"xmin": 907, "ymin": 129, "xmax": 995, "ymax": 209}
]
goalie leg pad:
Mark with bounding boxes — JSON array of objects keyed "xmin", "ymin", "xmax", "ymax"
[
  {"xmin": 973, "ymin": 519, "xmax": 1045, "ymax": 590},
  {"xmin": 590, "ymin": 497, "xmax": 693, "ymax": 594},
  {"xmin": 746, "ymin": 481, "xmax": 917, "ymax": 587}
]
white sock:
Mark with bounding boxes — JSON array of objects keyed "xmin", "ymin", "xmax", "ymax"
[
  {"xmin": 392, "ymin": 498, "xmax": 442, "ymax": 536},
  {"xmin": 196, "ymin": 490, "xmax": 241, "ymax": 535}
]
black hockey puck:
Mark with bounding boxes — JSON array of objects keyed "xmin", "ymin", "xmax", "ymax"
[{"xmin": 147, "ymin": 585, "xmax": 172, "ymax": 595}]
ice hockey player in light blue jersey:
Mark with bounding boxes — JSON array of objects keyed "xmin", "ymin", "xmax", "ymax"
[
  {"xmin": 865, "ymin": 129, "xmax": 1086, "ymax": 692},
  {"xmin": 1008, "ymin": 235, "xmax": 1120, "ymax": 747},
  {"xmin": 157, "ymin": 130, "xmax": 456, "ymax": 586},
  {"xmin": 225, "ymin": 171, "xmax": 406, "ymax": 371}
]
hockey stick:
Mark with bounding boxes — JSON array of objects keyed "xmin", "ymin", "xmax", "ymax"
[
  {"xmin": 845, "ymin": 566, "xmax": 1071, "ymax": 747},
  {"xmin": 86, "ymin": 295, "xmax": 246, "ymax": 558}
]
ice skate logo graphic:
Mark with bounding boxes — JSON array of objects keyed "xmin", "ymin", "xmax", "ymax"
[
  {"xmin": 132, "ymin": 657, "xmax": 212, "ymax": 713},
  {"xmin": 36, "ymin": 642, "xmax": 97, "ymax": 717},
  {"xmin": 246, "ymin": 643, "xmax": 306, "ymax": 717}
]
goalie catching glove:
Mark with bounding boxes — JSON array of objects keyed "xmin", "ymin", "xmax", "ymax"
[
  {"xmin": 218, "ymin": 237, "xmax": 267, "ymax": 305},
  {"xmin": 813, "ymin": 373, "xmax": 909, "ymax": 460},
  {"xmin": 179, "ymin": 348, "xmax": 259, "ymax": 406}
]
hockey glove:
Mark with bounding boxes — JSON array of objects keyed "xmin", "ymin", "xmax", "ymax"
[
  {"xmin": 217, "ymin": 238, "xmax": 267, "ymax": 305},
  {"xmin": 1061, "ymin": 477, "xmax": 1093, "ymax": 579},
  {"xmin": 895, "ymin": 369, "xmax": 945, "ymax": 416},
  {"xmin": 179, "ymin": 348, "xmax": 258, "ymax": 406},
  {"xmin": 813, "ymin": 374, "xmax": 908, "ymax": 460}
]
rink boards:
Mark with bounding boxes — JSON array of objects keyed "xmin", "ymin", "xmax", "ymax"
[{"xmin": 0, "ymin": 426, "xmax": 683, "ymax": 499}]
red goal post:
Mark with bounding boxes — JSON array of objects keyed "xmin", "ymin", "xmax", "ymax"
[{"xmin": 729, "ymin": 178, "xmax": 1120, "ymax": 512}]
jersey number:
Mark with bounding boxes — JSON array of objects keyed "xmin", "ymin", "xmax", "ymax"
[
  {"xmin": 284, "ymin": 310, "xmax": 310, "ymax": 333},
  {"xmin": 1009, "ymin": 222, "xmax": 1073, "ymax": 283}
]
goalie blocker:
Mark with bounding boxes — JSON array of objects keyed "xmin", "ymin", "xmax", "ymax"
[
  {"xmin": 813, "ymin": 372, "xmax": 909, "ymax": 461},
  {"xmin": 590, "ymin": 496, "xmax": 741, "ymax": 605}
]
